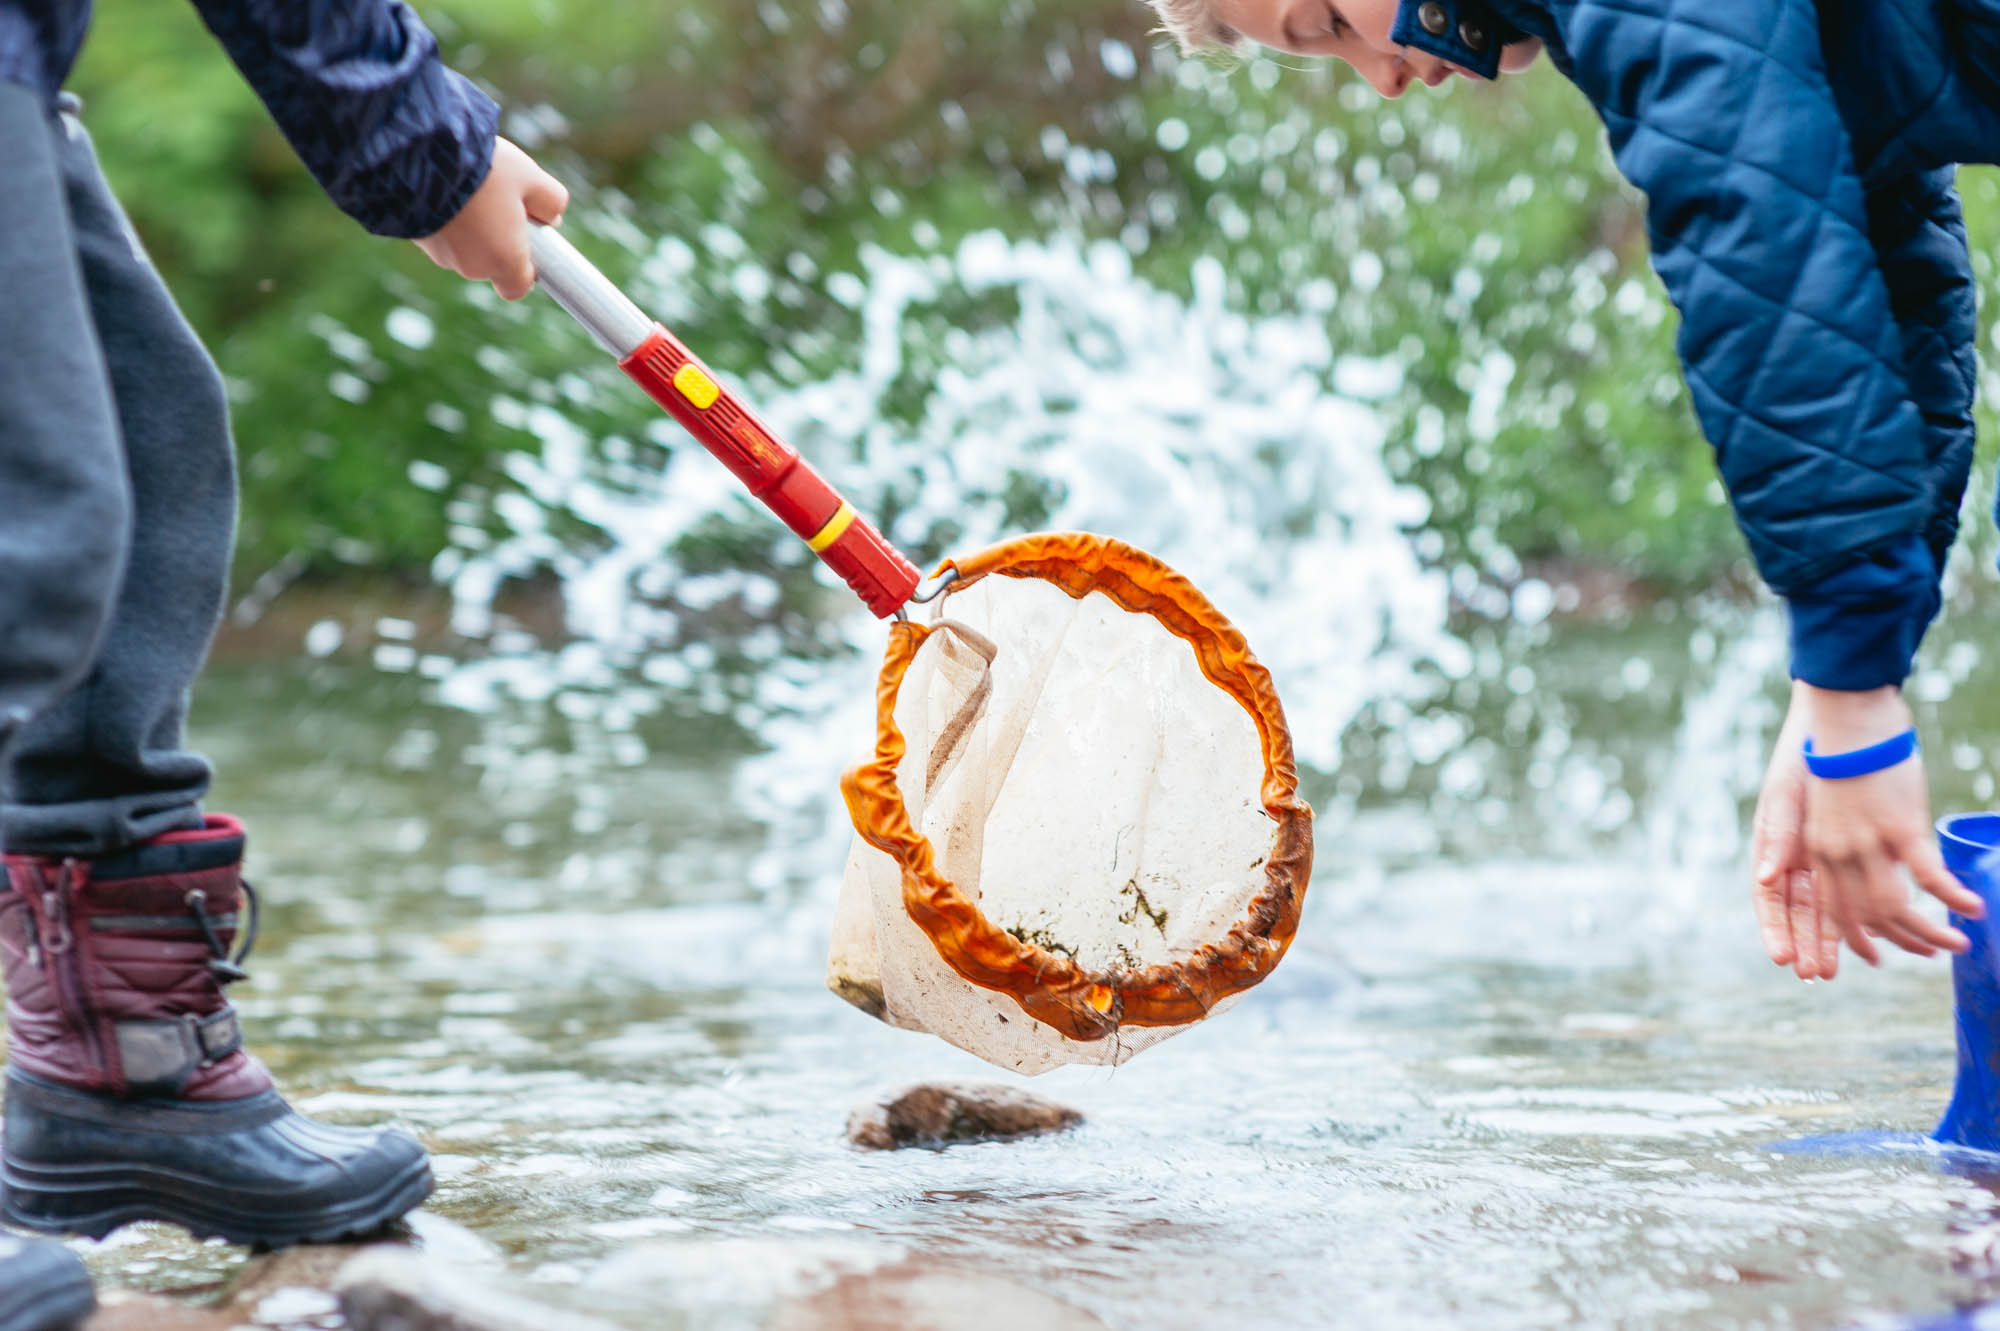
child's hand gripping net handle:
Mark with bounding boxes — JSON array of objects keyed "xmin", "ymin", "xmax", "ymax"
[{"xmin": 528, "ymin": 226, "xmax": 921, "ymax": 618}]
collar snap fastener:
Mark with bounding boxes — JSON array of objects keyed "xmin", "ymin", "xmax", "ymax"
[
  {"xmin": 1458, "ymin": 18, "xmax": 1487, "ymax": 49},
  {"xmin": 1417, "ymin": 1, "xmax": 1449, "ymax": 36}
]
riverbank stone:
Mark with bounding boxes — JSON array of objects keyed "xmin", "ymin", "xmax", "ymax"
[
  {"xmin": 771, "ymin": 1259, "xmax": 1114, "ymax": 1331},
  {"xmin": 582, "ymin": 1238, "xmax": 1111, "ymax": 1330},
  {"xmin": 84, "ymin": 1290, "xmax": 242, "ymax": 1331},
  {"xmin": 225, "ymin": 1245, "xmax": 364, "ymax": 1324},
  {"xmin": 846, "ymin": 1080, "xmax": 1083, "ymax": 1149},
  {"xmin": 75, "ymin": 1213, "xmax": 514, "ymax": 1331},
  {"xmin": 336, "ymin": 1248, "xmax": 627, "ymax": 1331}
]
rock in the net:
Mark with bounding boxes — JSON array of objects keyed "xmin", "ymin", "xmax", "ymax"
[{"xmin": 846, "ymin": 1081, "xmax": 1082, "ymax": 1150}]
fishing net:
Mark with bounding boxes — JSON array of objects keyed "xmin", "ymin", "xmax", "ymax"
[
  {"xmin": 521, "ymin": 230, "xmax": 1311, "ymax": 1074},
  {"xmin": 827, "ymin": 533, "xmax": 1313, "ymax": 1073}
]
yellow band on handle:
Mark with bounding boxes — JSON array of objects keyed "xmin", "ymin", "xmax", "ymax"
[{"xmin": 807, "ymin": 501, "xmax": 858, "ymax": 553}]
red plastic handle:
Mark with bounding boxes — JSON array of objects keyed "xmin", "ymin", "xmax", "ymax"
[{"xmin": 617, "ymin": 326, "xmax": 920, "ymax": 617}]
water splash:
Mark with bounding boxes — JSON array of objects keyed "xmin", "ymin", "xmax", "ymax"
[{"xmin": 433, "ymin": 229, "xmax": 1461, "ymax": 884}]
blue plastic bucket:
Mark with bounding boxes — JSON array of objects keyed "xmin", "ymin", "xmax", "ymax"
[{"xmin": 1932, "ymin": 813, "xmax": 2000, "ymax": 1152}]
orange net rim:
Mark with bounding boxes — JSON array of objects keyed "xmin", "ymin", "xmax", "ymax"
[{"xmin": 839, "ymin": 531, "xmax": 1315, "ymax": 1043}]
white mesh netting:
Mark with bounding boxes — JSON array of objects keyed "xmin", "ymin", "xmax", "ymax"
[{"xmin": 828, "ymin": 572, "xmax": 1286, "ymax": 1073}]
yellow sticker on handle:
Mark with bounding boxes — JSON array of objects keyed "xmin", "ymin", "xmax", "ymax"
[{"xmin": 672, "ymin": 362, "xmax": 720, "ymax": 409}]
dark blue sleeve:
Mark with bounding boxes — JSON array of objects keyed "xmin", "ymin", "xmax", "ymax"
[
  {"xmin": 1544, "ymin": 0, "xmax": 1938, "ymax": 688},
  {"xmin": 1871, "ymin": 168, "xmax": 1977, "ymax": 575},
  {"xmin": 1784, "ymin": 167, "xmax": 1977, "ymax": 688},
  {"xmin": 184, "ymin": 0, "xmax": 499, "ymax": 238}
]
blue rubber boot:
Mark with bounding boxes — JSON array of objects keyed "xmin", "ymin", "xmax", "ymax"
[
  {"xmin": 1933, "ymin": 813, "xmax": 2000, "ymax": 1152},
  {"xmin": 0, "ymin": 1236, "xmax": 93, "ymax": 1331}
]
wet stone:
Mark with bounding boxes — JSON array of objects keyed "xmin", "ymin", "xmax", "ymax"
[
  {"xmin": 846, "ymin": 1080, "xmax": 1083, "ymax": 1150},
  {"xmin": 769, "ymin": 1260, "xmax": 1115, "ymax": 1331},
  {"xmin": 580, "ymin": 1238, "xmax": 1113, "ymax": 1331},
  {"xmin": 89, "ymin": 1243, "xmax": 374, "ymax": 1330},
  {"xmin": 335, "ymin": 1248, "xmax": 627, "ymax": 1331},
  {"xmin": 78, "ymin": 1216, "xmax": 527, "ymax": 1331},
  {"xmin": 583, "ymin": 1237, "xmax": 902, "ymax": 1323},
  {"xmin": 225, "ymin": 1244, "xmax": 366, "ymax": 1320},
  {"xmin": 84, "ymin": 1289, "xmax": 243, "ymax": 1331},
  {"xmin": 401, "ymin": 1213, "xmax": 506, "ymax": 1269}
]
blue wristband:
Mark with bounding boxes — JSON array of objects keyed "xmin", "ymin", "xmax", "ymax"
[{"xmin": 1802, "ymin": 729, "xmax": 1919, "ymax": 779}]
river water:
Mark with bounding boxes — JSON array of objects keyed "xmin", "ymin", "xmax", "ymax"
[{"xmin": 71, "ymin": 232, "xmax": 2000, "ymax": 1329}]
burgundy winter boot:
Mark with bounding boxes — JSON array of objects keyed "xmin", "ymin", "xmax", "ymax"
[{"xmin": 0, "ymin": 815, "xmax": 433, "ymax": 1247}]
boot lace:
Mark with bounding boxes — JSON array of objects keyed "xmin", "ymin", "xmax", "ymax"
[{"xmin": 185, "ymin": 880, "xmax": 260, "ymax": 985}]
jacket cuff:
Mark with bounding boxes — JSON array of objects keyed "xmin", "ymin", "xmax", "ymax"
[
  {"xmin": 1785, "ymin": 533, "xmax": 1940, "ymax": 690},
  {"xmin": 341, "ymin": 69, "xmax": 500, "ymax": 239}
]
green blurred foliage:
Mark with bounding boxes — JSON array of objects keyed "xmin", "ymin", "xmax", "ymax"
[{"xmin": 67, "ymin": 0, "xmax": 2000, "ymax": 597}]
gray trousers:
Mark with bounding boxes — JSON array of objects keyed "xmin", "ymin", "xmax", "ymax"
[{"xmin": 0, "ymin": 82, "xmax": 233, "ymax": 857}]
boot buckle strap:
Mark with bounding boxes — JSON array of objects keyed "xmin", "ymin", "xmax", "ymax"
[
  {"xmin": 114, "ymin": 1010, "xmax": 243, "ymax": 1096},
  {"xmin": 194, "ymin": 1008, "xmax": 243, "ymax": 1062}
]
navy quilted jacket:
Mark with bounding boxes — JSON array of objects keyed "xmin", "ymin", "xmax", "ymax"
[
  {"xmin": 0, "ymin": 0, "xmax": 497, "ymax": 239},
  {"xmin": 1396, "ymin": 0, "xmax": 1995, "ymax": 690}
]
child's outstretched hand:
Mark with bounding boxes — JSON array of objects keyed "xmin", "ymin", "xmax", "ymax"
[
  {"xmin": 1752, "ymin": 681, "xmax": 1982, "ymax": 975},
  {"xmin": 414, "ymin": 137, "xmax": 568, "ymax": 300}
]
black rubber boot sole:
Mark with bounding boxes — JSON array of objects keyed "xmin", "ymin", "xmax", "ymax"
[
  {"xmin": 1, "ymin": 1071, "xmax": 434, "ymax": 1249},
  {"xmin": 0, "ymin": 1238, "xmax": 95, "ymax": 1331}
]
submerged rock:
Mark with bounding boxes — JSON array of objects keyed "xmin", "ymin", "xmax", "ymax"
[
  {"xmin": 225, "ymin": 1244, "xmax": 364, "ymax": 1324},
  {"xmin": 584, "ymin": 1237, "xmax": 903, "ymax": 1325},
  {"xmin": 581, "ymin": 1237, "xmax": 1110, "ymax": 1331},
  {"xmin": 84, "ymin": 1290, "xmax": 242, "ymax": 1331},
  {"xmin": 770, "ymin": 1260, "xmax": 1114, "ymax": 1331},
  {"xmin": 846, "ymin": 1081, "xmax": 1082, "ymax": 1150},
  {"xmin": 79, "ymin": 1212, "xmax": 505, "ymax": 1331},
  {"xmin": 336, "ymin": 1248, "xmax": 626, "ymax": 1331}
]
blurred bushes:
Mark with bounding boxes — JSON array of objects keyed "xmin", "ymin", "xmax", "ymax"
[{"xmin": 68, "ymin": 0, "xmax": 2000, "ymax": 598}]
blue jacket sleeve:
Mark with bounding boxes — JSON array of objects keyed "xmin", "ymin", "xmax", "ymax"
[
  {"xmin": 184, "ymin": 0, "xmax": 498, "ymax": 239},
  {"xmin": 1784, "ymin": 167, "xmax": 1978, "ymax": 687},
  {"xmin": 1542, "ymin": 0, "xmax": 1940, "ymax": 688},
  {"xmin": 1871, "ymin": 168, "xmax": 1977, "ymax": 574}
]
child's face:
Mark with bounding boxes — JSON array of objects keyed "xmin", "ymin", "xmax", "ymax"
[{"xmin": 1214, "ymin": 0, "xmax": 1529, "ymax": 98}]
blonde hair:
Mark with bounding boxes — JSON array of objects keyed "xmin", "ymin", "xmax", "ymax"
[{"xmin": 1144, "ymin": 0, "xmax": 1245, "ymax": 54}]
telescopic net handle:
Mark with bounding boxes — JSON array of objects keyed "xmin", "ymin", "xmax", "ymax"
[{"xmin": 527, "ymin": 225, "xmax": 921, "ymax": 618}]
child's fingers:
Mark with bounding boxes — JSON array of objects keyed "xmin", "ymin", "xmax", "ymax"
[
  {"xmin": 1911, "ymin": 841, "xmax": 1985, "ymax": 920},
  {"xmin": 525, "ymin": 174, "xmax": 569, "ymax": 226},
  {"xmin": 1751, "ymin": 746, "xmax": 1807, "ymax": 887},
  {"xmin": 1787, "ymin": 876, "xmax": 1823, "ymax": 976},
  {"xmin": 1834, "ymin": 845, "xmax": 1968, "ymax": 957},
  {"xmin": 1751, "ymin": 793, "xmax": 1796, "ymax": 886},
  {"xmin": 1873, "ymin": 917, "xmax": 1941, "ymax": 957},
  {"xmin": 480, "ymin": 233, "xmax": 536, "ymax": 300},
  {"xmin": 493, "ymin": 252, "xmax": 537, "ymax": 301},
  {"xmin": 1752, "ymin": 875, "xmax": 1794, "ymax": 966},
  {"xmin": 1822, "ymin": 866, "xmax": 1882, "ymax": 966},
  {"xmin": 1785, "ymin": 870, "xmax": 1833, "ymax": 980},
  {"xmin": 1752, "ymin": 803, "xmax": 1798, "ymax": 887},
  {"xmin": 1814, "ymin": 884, "xmax": 1841, "ymax": 978},
  {"xmin": 1882, "ymin": 895, "xmax": 1967, "ymax": 954}
]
